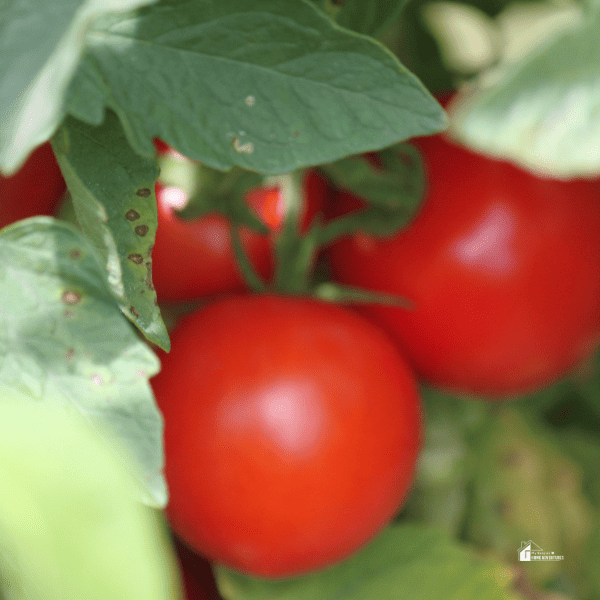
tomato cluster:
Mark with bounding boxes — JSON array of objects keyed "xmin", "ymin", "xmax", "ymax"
[
  {"xmin": 151, "ymin": 143, "xmax": 423, "ymax": 580},
  {"xmin": 152, "ymin": 118, "xmax": 600, "ymax": 584}
]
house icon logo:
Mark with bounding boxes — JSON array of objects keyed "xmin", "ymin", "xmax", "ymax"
[{"xmin": 518, "ymin": 541, "xmax": 564, "ymax": 562}]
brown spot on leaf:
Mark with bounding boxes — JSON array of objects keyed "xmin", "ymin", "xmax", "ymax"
[
  {"xmin": 136, "ymin": 188, "xmax": 151, "ymax": 197},
  {"xmin": 70, "ymin": 249, "xmax": 81, "ymax": 260},
  {"xmin": 130, "ymin": 306, "xmax": 139, "ymax": 318},
  {"xmin": 126, "ymin": 209, "xmax": 141, "ymax": 221},
  {"xmin": 144, "ymin": 263, "xmax": 155, "ymax": 290},
  {"xmin": 128, "ymin": 253, "xmax": 144, "ymax": 265},
  {"xmin": 65, "ymin": 348, "xmax": 75, "ymax": 360},
  {"xmin": 135, "ymin": 224, "xmax": 149, "ymax": 236},
  {"xmin": 62, "ymin": 290, "xmax": 81, "ymax": 305}
]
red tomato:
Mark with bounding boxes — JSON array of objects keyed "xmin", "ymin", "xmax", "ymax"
[
  {"xmin": 327, "ymin": 134, "xmax": 600, "ymax": 398},
  {"xmin": 0, "ymin": 142, "xmax": 66, "ymax": 229},
  {"xmin": 151, "ymin": 142, "xmax": 326, "ymax": 301},
  {"xmin": 152, "ymin": 294, "xmax": 421, "ymax": 578}
]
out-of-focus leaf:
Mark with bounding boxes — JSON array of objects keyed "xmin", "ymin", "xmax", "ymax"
[
  {"xmin": 390, "ymin": 0, "xmax": 456, "ymax": 94},
  {"xmin": 401, "ymin": 389, "xmax": 490, "ymax": 535},
  {"xmin": 422, "ymin": 2, "xmax": 501, "ymax": 74},
  {"xmin": 216, "ymin": 523, "xmax": 521, "ymax": 600},
  {"xmin": 336, "ymin": 0, "xmax": 407, "ymax": 37},
  {"xmin": 0, "ymin": 0, "xmax": 158, "ymax": 174},
  {"xmin": 0, "ymin": 401, "xmax": 180, "ymax": 600},
  {"xmin": 467, "ymin": 407, "xmax": 595, "ymax": 596},
  {"xmin": 449, "ymin": 6, "xmax": 600, "ymax": 178},
  {"xmin": 0, "ymin": 217, "xmax": 166, "ymax": 507}
]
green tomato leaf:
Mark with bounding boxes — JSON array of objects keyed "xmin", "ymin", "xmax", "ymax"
[
  {"xmin": 389, "ymin": 0, "xmax": 455, "ymax": 95},
  {"xmin": 467, "ymin": 407, "xmax": 596, "ymax": 595},
  {"xmin": 320, "ymin": 143, "xmax": 424, "ymax": 207},
  {"xmin": 0, "ymin": 401, "xmax": 180, "ymax": 600},
  {"xmin": 584, "ymin": 522, "xmax": 600, "ymax": 597},
  {"xmin": 572, "ymin": 350, "xmax": 600, "ymax": 419},
  {"xmin": 0, "ymin": 0, "xmax": 158, "ymax": 174},
  {"xmin": 543, "ymin": 424, "xmax": 600, "ymax": 598},
  {"xmin": 334, "ymin": 0, "xmax": 407, "ymax": 37},
  {"xmin": 64, "ymin": 0, "xmax": 446, "ymax": 174},
  {"xmin": 51, "ymin": 111, "xmax": 169, "ymax": 351},
  {"xmin": 449, "ymin": 10, "xmax": 600, "ymax": 178},
  {"xmin": 0, "ymin": 217, "xmax": 166, "ymax": 507},
  {"xmin": 401, "ymin": 390, "xmax": 490, "ymax": 536},
  {"xmin": 317, "ymin": 144, "xmax": 426, "ymax": 244},
  {"xmin": 306, "ymin": 0, "xmax": 406, "ymax": 37},
  {"xmin": 216, "ymin": 523, "xmax": 521, "ymax": 600}
]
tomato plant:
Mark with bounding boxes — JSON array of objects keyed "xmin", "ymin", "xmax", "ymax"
[
  {"xmin": 7, "ymin": 1, "xmax": 600, "ymax": 598},
  {"xmin": 0, "ymin": 142, "xmax": 66, "ymax": 229},
  {"xmin": 151, "ymin": 144, "xmax": 326, "ymax": 301},
  {"xmin": 152, "ymin": 294, "xmax": 421, "ymax": 578},
  {"xmin": 327, "ymin": 134, "xmax": 600, "ymax": 398}
]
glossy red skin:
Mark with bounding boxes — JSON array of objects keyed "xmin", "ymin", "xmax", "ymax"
[
  {"xmin": 151, "ymin": 156, "xmax": 326, "ymax": 302},
  {"xmin": 0, "ymin": 142, "xmax": 66, "ymax": 229},
  {"xmin": 152, "ymin": 294, "xmax": 421, "ymax": 578},
  {"xmin": 327, "ymin": 134, "xmax": 600, "ymax": 398}
]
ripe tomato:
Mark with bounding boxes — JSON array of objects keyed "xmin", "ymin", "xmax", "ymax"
[
  {"xmin": 152, "ymin": 294, "xmax": 421, "ymax": 578},
  {"xmin": 327, "ymin": 134, "xmax": 600, "ymax": 398},
  {"xmin": 151, "ymin": 143, "xmax": 326, "ymax": 301},
  {"xmin": 0, "ymin": 142, "xmax": 66, "ymax": 229}
]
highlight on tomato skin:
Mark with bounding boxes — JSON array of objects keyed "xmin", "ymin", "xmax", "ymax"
[
  {"xmin": 152, "ymin": 294, "xmax": 422, "ymax": 579},
  {"xmin": 326, "ymin": 129, "xmax": 600, "ymax": 399},
  {"xmin": 0, "ymin": 142, "xmax": 66, "ymax": 229}
]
